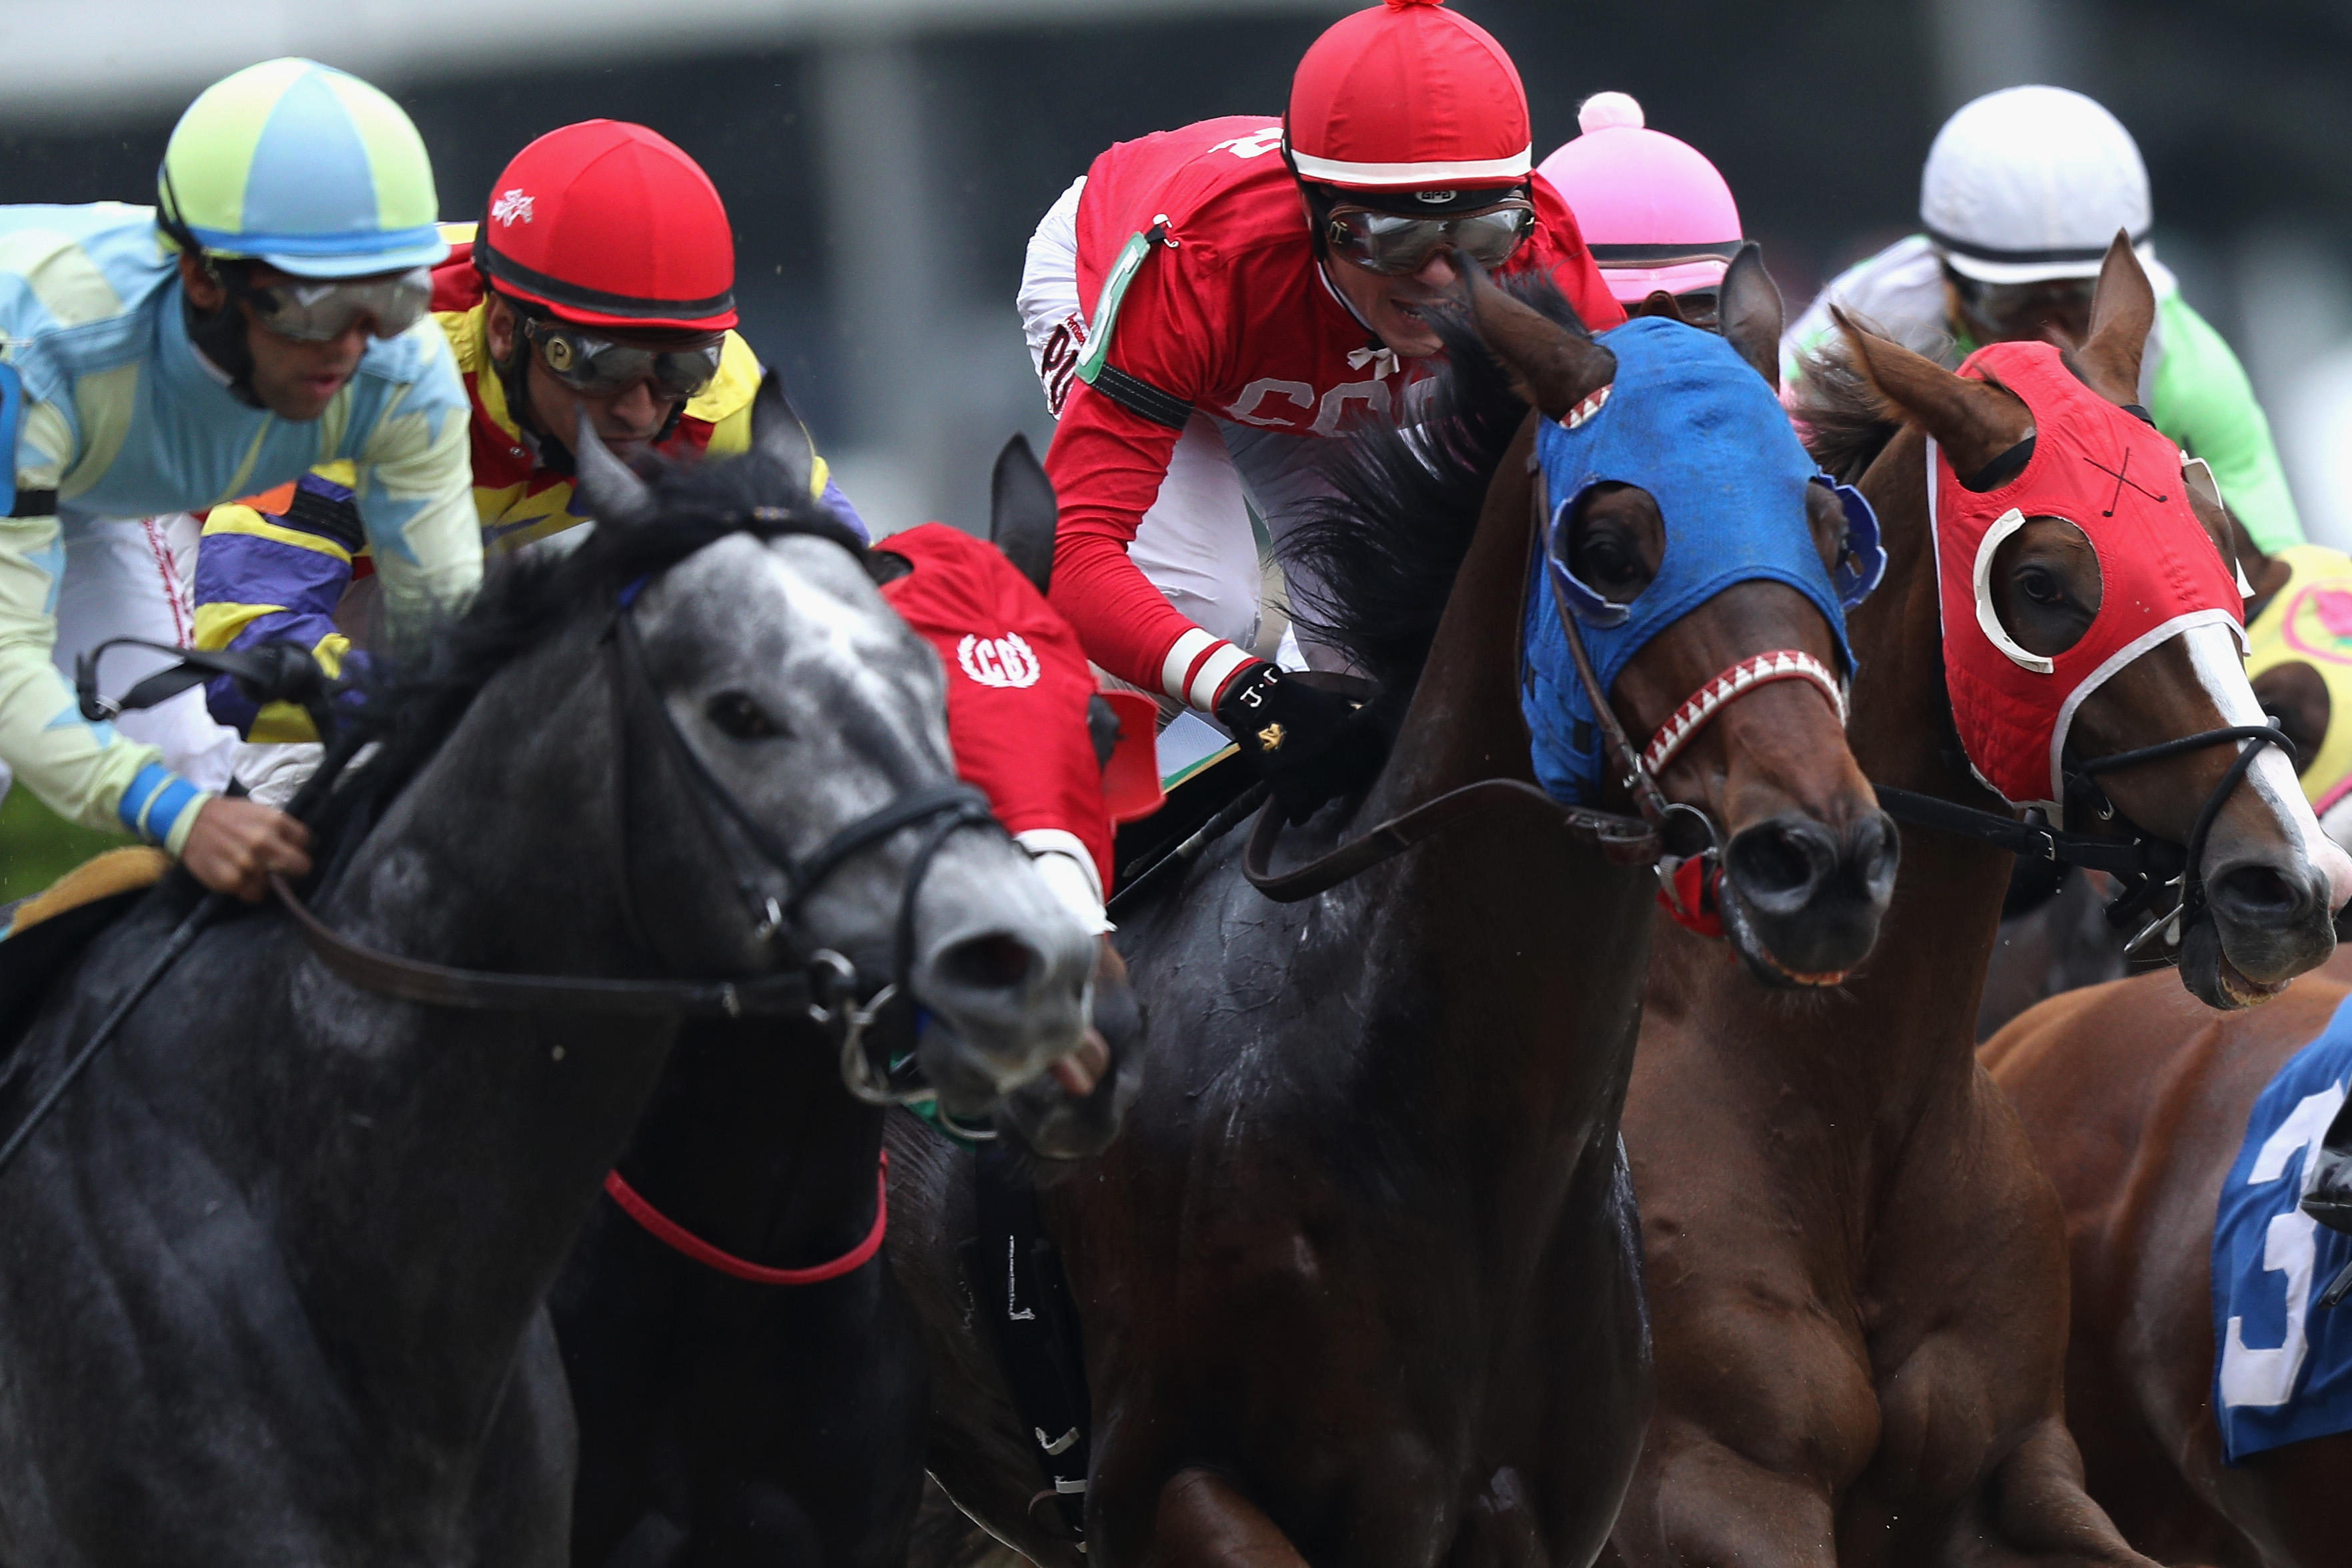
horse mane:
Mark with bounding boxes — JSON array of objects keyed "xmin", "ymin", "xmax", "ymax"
[
  {"xmin": 307, "ymin": 449, "xmax": 864, "ymax": 860},
  {"xmin": 1789, "ymin": 329, "xmax": 1906, "ymax": 484},
  {"xmin": 1279, "ymin": 271, "xmax": 1578, "ymax": 711}
]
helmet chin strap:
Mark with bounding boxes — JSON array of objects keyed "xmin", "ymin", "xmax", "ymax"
[{"xmin": 156, "ymin": 171, "xmax": 265, "ymax": 410}]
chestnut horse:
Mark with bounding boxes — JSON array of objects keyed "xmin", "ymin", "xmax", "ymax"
[
  {"xmin": 888, "ymin": 251, "xmax": 1895, "ymax": 1568},
  {"xmin": 1984, "ymin": 962, "xmax": 2352, "ymax": 1568},
  {"xmin": 1602, "ymin": 237, "xmax": 2352, "ymax": 1568}
]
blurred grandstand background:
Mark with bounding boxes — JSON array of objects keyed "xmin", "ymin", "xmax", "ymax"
[{"xmin": 0, "ymin": 0, "xmax": 2347, "ymax": 884}]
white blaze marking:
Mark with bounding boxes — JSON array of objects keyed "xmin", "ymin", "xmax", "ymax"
[{"xmin": 2184, "ymin": 620, "xmax": 2352, "ymax": 908}]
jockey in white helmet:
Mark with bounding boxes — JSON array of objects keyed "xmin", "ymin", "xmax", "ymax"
[
  {"xmin": 1783, "ymin": 84, "xmax": 2304, "ymax": 552},
  {"xmin": 1538, "ymin": 91, "xmax": 1744, "ymax": 329}
]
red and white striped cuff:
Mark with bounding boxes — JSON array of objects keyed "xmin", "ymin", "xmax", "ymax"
[{"xmin": 1159, "ymin": 628, "xmax": 1257, "ymax": 712}]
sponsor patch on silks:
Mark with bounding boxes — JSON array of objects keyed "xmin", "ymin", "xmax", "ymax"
[{"xmin": 2213, "ymin": 988, "xmax": 2352, "ymax": 1462}]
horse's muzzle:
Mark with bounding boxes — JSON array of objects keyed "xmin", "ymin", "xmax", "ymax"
[{"xmin": 1718, "ymin": 809, "xmax": 1900, "ymax": 984}]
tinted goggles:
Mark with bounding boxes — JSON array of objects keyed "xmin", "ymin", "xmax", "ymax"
[
  {"xmin": 1325, "ymin": 201, "xmax": 1536, "ymax": 277},
  {"xmin": 522, "ymin": 317, "xmax": 723, "ymax": 399},
  {"xmin": 238, "ymin": 269, "xmax": 434, "ymax": 342}
]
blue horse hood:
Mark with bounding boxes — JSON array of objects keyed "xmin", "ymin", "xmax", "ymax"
[{"xmin": 1520, "ymin": 316, "xmax": 1880, "ymax": 805}]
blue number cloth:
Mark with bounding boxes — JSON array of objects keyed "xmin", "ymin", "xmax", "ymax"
[{"xmin": 2213, "ymin": 988, "xmax": 2352, "ymax": 1462}]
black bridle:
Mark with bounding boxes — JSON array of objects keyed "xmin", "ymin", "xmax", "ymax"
[
  {"xmin": 0, "ymin": 574, "xmax": 999, "ymax": 1183},
  {"xmin": 1873, "ymin": 722, "xmax": 2298, "ymax": 956}
]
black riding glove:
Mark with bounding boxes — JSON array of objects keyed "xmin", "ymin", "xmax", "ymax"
[{"xmin": 1213, "ymin": 660, "xmax": 1377, "ymax": 824}]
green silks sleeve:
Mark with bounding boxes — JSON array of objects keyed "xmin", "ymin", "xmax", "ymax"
[{"xmin": 2150, "ymin": 293, "xmax": 2306, "ymax": 553}]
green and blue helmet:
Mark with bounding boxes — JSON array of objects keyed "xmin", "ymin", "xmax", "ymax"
[{"xmin": 158, "ymin": 58, "xmax": 448, "ymax": 279}]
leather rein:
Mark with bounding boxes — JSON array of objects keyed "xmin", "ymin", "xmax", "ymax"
[
  {"xmin": 1237, "ymin": 462, "xmax": 1806, "ymax": 905},
  {"xmin": 265, "ymin": 595, "xmax": 999, "ymax": 1105}
]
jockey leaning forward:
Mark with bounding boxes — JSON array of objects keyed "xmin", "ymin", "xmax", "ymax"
[
  {"xmin": 194, "ymin": 119, "xmax": 862, "ymax": 804},
  {"xmin": 193, "ymin": 119, "xmax": 1132, "ymax": 931},
  {"xmin": 1019, "ymin": 0, "xmax": 1622, "ymax": 822},
  {"xmin": 1782, "ymin": 85, "xmax": 2305, "ymax": 552},
  {"xmin": 1540, "ymin": 91, "xmax": 1744, "ymax": 329},
  {"xmin": 0, "ymin": 59, "xmax": 478, "ymax": 901}
]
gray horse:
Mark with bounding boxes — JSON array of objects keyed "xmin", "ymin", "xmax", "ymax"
[{"xmin": 0, "ymin": 395, "xmax": 1098, "ymax": 1567}]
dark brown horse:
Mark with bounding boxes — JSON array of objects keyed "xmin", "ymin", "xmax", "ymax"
[
  {"xmin": 888, "ymin": 253, "xmax": 1896, "ymax": 1568},
  {"xmin": 1602, "ymin": 237, "xmax": 2352, "ymax": 1568},
  {"xmin": 1984, "ymin": 961, "xmax": 2352, "ymax": 1568}
]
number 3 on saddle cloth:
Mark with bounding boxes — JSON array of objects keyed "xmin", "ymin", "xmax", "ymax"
[{"xmin": 2213, "ymin": 989, "xmax": 2352, "ymax": 1462}]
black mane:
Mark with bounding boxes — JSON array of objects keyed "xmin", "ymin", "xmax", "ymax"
[
  {"xmin": 1278, "ymin": 272, "xmax": 1580, "ymax": 712},
  {"xmin": 307, "ymin": 448, "xmax": 864, "ymax": 858}
]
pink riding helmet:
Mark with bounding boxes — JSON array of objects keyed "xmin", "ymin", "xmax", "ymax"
[{"xmin": 1538, "ymin": 92, "xmax": 1742, "ymax": 304}]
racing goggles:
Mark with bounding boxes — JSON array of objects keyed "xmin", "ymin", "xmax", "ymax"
[
  {"xmin": 236, "ymin": 269, "xmax": 434, "ymax": 342},
  {"xmin": 522, "ymin": 317, "xmax": 724, "ymax": 400},
  {"xmin": 1325, "ymin": 200, "xmax": 1536, "ymax": 277}
]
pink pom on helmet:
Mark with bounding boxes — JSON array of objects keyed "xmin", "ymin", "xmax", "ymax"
[{"xmin": 1538, "ymin": 92, "xmax": 1743, "ymax": 303}]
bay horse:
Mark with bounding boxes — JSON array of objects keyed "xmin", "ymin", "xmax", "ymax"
[
  {"xmin": 889, "ymin": 247, "xmax": 1897, "ymax": 1568},
  {"xmin": 1974, "ymin": 520, "xmax": 2338, "ymax": 1042},
  {"xmin": 552, "ymin": 437, "xmax": 1146, "ymax": 1568},
  {"xmin": 1602, "ymin": 236, "xmax": 2352, "ymax": 1568},
  {"xmin": 1984, "ymin": 962, "xmax": 2352, "ymax": 1567},
  {"xmin": 0, "ymin": 395, "xmax": 1099, "ymax": 1567}
]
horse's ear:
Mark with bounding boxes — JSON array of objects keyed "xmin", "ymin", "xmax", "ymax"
[
  {"xmin": 1459, "ymin": 254, "xmax": 1617, "ymax": 421},
  {"xmin": 572, "ymin": 408, "xmax": 656, "ymax": 530},
  {"xmin": 748, "ymin": 371, "xmax": 817, "ymax": 502},
  {"xmin": 989, "ymin": 433, "xmax": 1058, "ymax": 595},
  {"xmin": 2073, "ymin": 230, "xmax": 2155, "ymax": 407},
  {"xmin": 1718, "ymin": 242, "xmax": 1784, "ymax": 389},
  {"xmin": 1832, "ymin": 305, "xmax": 2030, "ymax": 480}
]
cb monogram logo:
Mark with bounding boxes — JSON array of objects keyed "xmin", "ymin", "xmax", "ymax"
[{"xmin": 957, "ymin": 632, "xmax": 1042, "ymax": 689}]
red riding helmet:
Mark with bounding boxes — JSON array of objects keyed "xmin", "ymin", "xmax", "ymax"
[
  {"xmin": 476, "ymin": 120, "xmax": 737, "ymax": 332},
  {"xmin": 1285, "ymin": 0, "xmax": 1532, "ymax": 193}
]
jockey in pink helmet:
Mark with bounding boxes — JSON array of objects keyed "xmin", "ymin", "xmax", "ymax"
[{"xmin": 1538, "ymin": 92, "xmax": 1743, "ymax": 327}]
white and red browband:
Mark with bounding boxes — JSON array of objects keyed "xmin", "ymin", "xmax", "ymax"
[{"xmin": 1642, "ymin": 650, "xmax": 1848, "ymax": 776}]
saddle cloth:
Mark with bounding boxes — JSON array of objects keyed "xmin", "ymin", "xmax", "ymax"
[
  {"xmin": 0, "ymin": 847, "xmax": 172, "ymax": 1072},
  {"xmin": 2213, "ymin": 988, "xmax": 2352, "ymax": 1461}
]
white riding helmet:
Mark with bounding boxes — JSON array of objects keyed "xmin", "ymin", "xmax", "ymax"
[{"xmin": 1921, "ymin": 85, "xmax": 2151, "ymax": 284}]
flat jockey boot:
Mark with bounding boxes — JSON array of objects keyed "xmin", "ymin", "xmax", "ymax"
[
  {"xmin": 2303, "ymin": 1097, "xmax": 2352, "ymax": 1310},
  {"xmin": 2303, "ymin": 1094, "xmax": 2352, "ymax": 1235}
]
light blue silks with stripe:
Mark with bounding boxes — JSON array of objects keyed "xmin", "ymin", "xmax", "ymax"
[
  {"xmin": 1520, "ymin": 316, "xmax": 1883, "ymax": 804},
  {"xmin": 2211, "ymin": 989, "xmax": 2352, "ymax": 1462}
]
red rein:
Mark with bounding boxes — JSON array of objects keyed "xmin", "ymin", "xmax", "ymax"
[{"xmin": 604, "ymin": 1151, "xmax": 889, "ymax": 1287}]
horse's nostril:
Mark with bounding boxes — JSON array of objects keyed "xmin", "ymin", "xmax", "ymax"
[
  {"xmin": 935, "ymin": 933, "xmax": 1037, "ymax": 992},
  {"xmin": 2210, "ymin": 863, "xmax": 2301, "ymax": 924},
  {"xmin": 1726, "ymin": 822, "xmax": 1828, "ymax": 904},
  {"xmin": 1851, "ymin": 812, "xmax": 1901, "ymax": 897}
]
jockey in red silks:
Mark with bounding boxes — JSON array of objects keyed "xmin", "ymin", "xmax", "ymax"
[{"xmin": 1018, "ymin": 0, "xmax": 1622, "ymax": 822}]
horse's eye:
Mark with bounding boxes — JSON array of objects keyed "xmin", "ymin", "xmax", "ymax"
[
  {"xmin": 1577, "ymin": 533, "xmax": 1638, "ymax": 589},
  {"xmin": 706, "ymin": 691, "xmax": 782, "ymax": 740},
  {"xmin": 2018, "ymin": 567, "xmax": 2063, "ymax": 607}
]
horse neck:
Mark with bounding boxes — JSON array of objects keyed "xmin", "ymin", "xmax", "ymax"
[
  {"xmin": 617, "ymin": 1017, "xmax": 886, "ymax": 1268},
  {"xmin": 279, "ymin": 627, "xmax": 682, "ymax": 1433},
  {"xmin": 1656, "ymin": 425, "xmax": 2010, "ymax": 1123},
  {"xmin": 1347, "ymin": 416, "xmax": 1654, "ymax": 1160}
]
